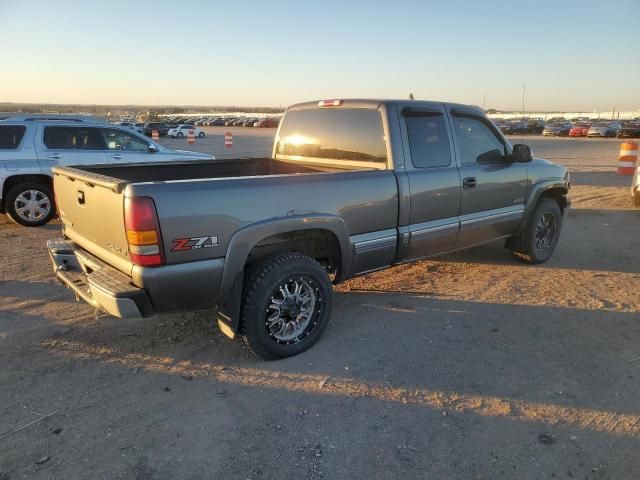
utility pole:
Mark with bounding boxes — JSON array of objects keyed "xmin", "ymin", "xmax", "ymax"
[
  {"xmin": 522, "ymin": 83, "xmax": 526, "ymax": 117},
  {"xmin": 482, "ymin": 93, "xmax": 486, "ymax": 110}
]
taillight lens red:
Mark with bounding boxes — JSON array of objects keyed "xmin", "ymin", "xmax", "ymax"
[{"xmin": 124, "ymin": 197, "xmax": 164, "ymax": 267}]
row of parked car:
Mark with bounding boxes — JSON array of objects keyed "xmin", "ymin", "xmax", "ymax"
[
  {"xmin": 124, "ymin": 116, "xmax": 281, "ymax": 138},
  {"xmin": 493, "ymin": 117, "xmax": 640, "ymax": 138}
]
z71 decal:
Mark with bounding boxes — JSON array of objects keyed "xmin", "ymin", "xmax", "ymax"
[{"xmin": 171, "ymin": 236, "xmax": 219, "ymax": 251}]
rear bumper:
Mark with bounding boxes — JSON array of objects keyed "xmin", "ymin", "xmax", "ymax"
[
  {"xmin": 48, "ymin": 238, "xmax": 153, "ymax": 318},
  {"xmin": 48, "ymin": 238, "xmax": 226, "ymax": 318}
]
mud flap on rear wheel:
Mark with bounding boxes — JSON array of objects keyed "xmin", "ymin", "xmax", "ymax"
[{"xmin": 216, "ymin": 272, "xmax": 243, "ymax": 339}]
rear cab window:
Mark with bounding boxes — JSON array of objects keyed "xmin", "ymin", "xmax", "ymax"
[
  {"xmin": 0, "ymin": 125, "xmax": 27, "ymax": 149},
  {"xmin": 275, "ymin": 107, "xmax": 387, "ymax": 169},
  {"xmin": 404, "ymin": 111, "xmax": 452, "ymax": 168}
]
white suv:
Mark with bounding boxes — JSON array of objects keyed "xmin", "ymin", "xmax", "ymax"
[{"xmin": 0, "ymin": 115, "xmax": 214, "ymax": 227}]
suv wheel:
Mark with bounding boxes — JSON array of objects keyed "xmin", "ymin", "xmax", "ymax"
[
  {"xmin": 177, "ymin": 132, "xmax": 184, "ymax": 138},
  {"xmin": 239, "ymin": 252, "xmax": 333, "ymax": 360},
  {"xmin": 5, "ymin": 182, "xmax": 56, "ymax": 227},
  {"xmin": 198, "ymin": 132, "xmax": 205, "ymax": 138},
  {"xmin": 509, "ymin": 198, "xmax": 562, "ymax": 264}
]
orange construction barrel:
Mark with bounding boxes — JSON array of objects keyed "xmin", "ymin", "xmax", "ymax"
[
  {"xmin": 618, "ymin": 141, "xmax": 638, "ymax": 176},
  {"xmin": 187, "ymin": 129, "xmax": 196, "ymax": 145}
]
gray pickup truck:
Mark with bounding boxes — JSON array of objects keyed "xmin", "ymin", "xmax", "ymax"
[{"xmin": 48, "ymin": 99, "xmax": 570, "ymax": 359}]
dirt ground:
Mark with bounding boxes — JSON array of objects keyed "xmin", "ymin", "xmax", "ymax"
[{"xmin": 1, "ymin": 136, "xmax": 639, "ymax": 479}]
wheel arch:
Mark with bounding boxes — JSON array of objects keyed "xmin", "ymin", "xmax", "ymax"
[
  {"xmin": 218, "ymin": 215, "xmax": 350, "ymax": 304},
  {"xmin": 519, "ymin": 179, "xmax": 569, "ymax": 232},
  {"xmin": 1, "ymin": 174, "xmax": 53, "ymax": 212}
]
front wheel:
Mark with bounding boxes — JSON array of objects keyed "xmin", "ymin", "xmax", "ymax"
[
  {"xmin": 509, "ymin": 198, "xmax": 562, "ymax": 264},
  {"xmin": 239, "ymin": 252, "xmax": 333, "ymax": 360},
  {"xmin": 5, "ymin": 182, "xmax": 56, "ymax": 227},
  {"xmin": 198, "ymin": 132, "xmax": 205, "ymax": 138},
  {"xmin": 176, "ymin": 132, "xmax": 184, "ymax": 138}
]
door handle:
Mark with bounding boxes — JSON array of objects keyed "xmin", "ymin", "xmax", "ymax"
[
  {"xmin": 47, "ymin": 153, "xmax": 62, "ymax": 160},
  {"xmin": 111, "ymin": 154, "xmax": 122, "ymax": 160},
  {"xmin": 463, "ymin": 177, "xmax": 477, "ymax": 189}
]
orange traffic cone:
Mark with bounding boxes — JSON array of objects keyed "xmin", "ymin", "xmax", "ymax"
[
  {"xmin": 151, "ymin": 129, "xmax": 159, "ymax": 140},
  {"xmin": 188, "ymin": 129, "xmax": 196, "ymax": 144},
  {"xmin": 618, "ymin": 141, "xmax": 638, "ymax": 176},
  {"xmin": 224, "ymin": 132, "xmax": 233, "ymax": 148}
]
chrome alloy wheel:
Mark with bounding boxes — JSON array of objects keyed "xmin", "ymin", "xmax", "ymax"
[
  {"xmin": 14, "ymin": 189, "xmax": 51, "ymax": 222},
  {"xmin": 535, "ymin": 212, "xmax": 557, "ymax": 252},
  {"xmin": 266, "ymin": 277, "xmax": 320, "ymax": 344}
]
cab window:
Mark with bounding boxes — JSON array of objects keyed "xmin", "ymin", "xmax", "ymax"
[
  {"xmin": 100, "ymin": 129, "xmax": 149, "ymax": 152},
  {"xmin": 405, "ymin": 114, "xmax": 451, "ymax": 168},
  {"xmin": 452, "ymin": 115, "xmax": 506, "ymax": 164}
]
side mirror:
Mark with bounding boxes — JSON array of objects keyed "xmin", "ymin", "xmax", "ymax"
[
  {"xmin": 148, "ymin": 143, "xmax": 158, "ymax": 153},
  {"xmin": 511, "ymin": 144, "xmax": 533, "ymax": 163}
]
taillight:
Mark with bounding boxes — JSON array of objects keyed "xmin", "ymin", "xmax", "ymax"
[
  {"xmin": 124, "ymin": 196, "xmax": 164, "ymax": 267},
  {"xmin": 317, "ymin": 99, "xmax": 343, "ymax": 107}
]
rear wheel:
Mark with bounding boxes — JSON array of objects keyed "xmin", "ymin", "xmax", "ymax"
[
  {"xmin": 5, "ymin": 182, "xmax": 55, "ymax": 227},
  {"xmin": 509, "ymin": 198, "xmax": 562, "ymax": 264},
  {"xmin": 198, "ymin": 132, "xmax": 205, "ymax": 138},
  {"xmin": 177, "ymin": 132, "xmax": 184, "ymax": 138},
  {"xmin": 239, "ymin": 252, "xmax": 333, "ymax": 360}
]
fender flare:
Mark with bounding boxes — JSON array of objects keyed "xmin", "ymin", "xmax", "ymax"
[
  {"xmin": 519, "ymin": 178, "xmax": 569, "ymax": 231},
  {"xmin": 217, "ymin": 214, "xmax": 351, "ymax": 305}
]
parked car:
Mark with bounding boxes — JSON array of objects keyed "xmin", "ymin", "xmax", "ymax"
[
  {"xmin": 543, "ymin": 121, "xmax": 572, "ymax": 136},
  {"xmin": 225, "ymin": 118, "xmax": 239, "ymax": 126},
  {"xmin": 505, "ymin": 119, "xmax": 544, "ymax": 135},
  {"xmin": 232, "ymin": 119, "xmax": 246, "ymax": 127},
  {"xmin": 143, "ymin": 122, "xmax": 171, "ymax": 137},
  {"xmin": 569, "ymin": 122, "xmax": 591, "ymax": 137},
  {"xmin": 48, "ymin": 99, "xmax": 570, "ymax": 359},
  {"xmin": 0, "ymin": 115, "xmax": 214, "ymax": 226},
  {"xmin": 617, "ymin": 121, "xmax": 640, "ymax": 139},
  {"xmin": 210, "ymin": 118, "xmax": 227, "ymax": 126},
  {"xmin": 588, "ymin": 121, "xmax": 621, "ymax": 137},
  {"xmin": 117, "ymin": 121, "xmax": 144, "ymax": 135},
  {"xmin": 255, "ymin": 117, "xmax": 280, "ymax": 128},
  {"xmin": 168, "ymin": 124, "xmax": 206, "ymax": 138}
]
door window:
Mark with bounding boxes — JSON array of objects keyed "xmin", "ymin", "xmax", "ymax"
[
  {"xmin": 405, "ymin": 114, "xmax": 451, "ymax": 168},
  {"xmin": 452, "ymin": 116, "xmax": 506, "ymax": 164},
  {"xmin": 100, "ymin": 128, "xmax": 149, "ymax": 152},
  {"xmin": 43, "ymin": 127, "xmax": 104, "ymax": 150}
]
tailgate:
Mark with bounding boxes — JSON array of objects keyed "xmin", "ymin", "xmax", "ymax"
[{"xmin": 53, "ymin": 166, "xmax": 133, "ymax": 275}]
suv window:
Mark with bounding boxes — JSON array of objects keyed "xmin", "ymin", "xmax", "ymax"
[
  {"xmin": 452, "ymin": 116, "xmax": 505, "ymax": 164},
  {"xmin": 405, "ymin": 114, "xmax": 451, "ymax": 168},
  {"xmin": 43, "ymin": 127, "xmax": 104, "ymax": 150},
  {"xmin": 0, "ymin": 125, "xmax": 26, "ymax": 149},
  {"xmin": 100, "ymin": 128, "xmax": 149, "ymax": 152},
  {"xmin": 275, "ymin": 108, "xmax": 387, "ymax": 165}
]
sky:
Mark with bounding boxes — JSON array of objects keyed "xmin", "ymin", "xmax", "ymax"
[{"xmin": 1, "ymin": 0, "xmax": 638, "ymax": 111}]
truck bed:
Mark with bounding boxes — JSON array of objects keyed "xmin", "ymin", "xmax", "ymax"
[{"xmin": 78, "ymin": 157, "xmax": 354, "ymax": 183}]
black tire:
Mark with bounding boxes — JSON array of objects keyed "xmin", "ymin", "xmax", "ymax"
[
  {"xmin": 5, "ymin": 182, "xmax": 56, "ymax": 227},
  {"xmin": 198, "ymin": 132, "xmax": 205, "ymax": 138},
  {"xmin": 239, "ymin": 252, "xmax": 333, "ymax": 360},
  {"xmin": 509, "ymin": 198, "xmax": 562, "ymax": 264},
  {"xmin": 177, "ymin": 132, "xmax": 184, "ymax": 138}
]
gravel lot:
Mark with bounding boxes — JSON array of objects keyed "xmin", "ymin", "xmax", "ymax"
[{"xmin": 1, "ymin": 133, "xmax": 639, "ymax": 479}]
